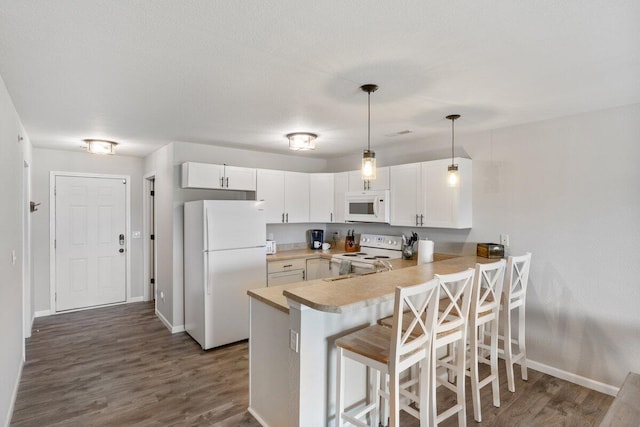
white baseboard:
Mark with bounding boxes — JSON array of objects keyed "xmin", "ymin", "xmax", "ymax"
[
  {"xmin": 128, "ymin": 296, "xmax": 144, "ymax": 303},
  {"xmin": 247, "ymin": 407, "xmax": 270, "ymax": 427},
  {"xmin": 34, "ymin": 309, "xmax": 51, "ymax": 318},
  {"xmin": 155, "ymin": 309, "xmax": 185, "ymax": 334},
  {"xmin": 527, "ymin": 359, "xmax": 619, "ymax": 396},
  {"xmin": 5, "ymin": 359, "xmax": 23, "ymax": 427}
]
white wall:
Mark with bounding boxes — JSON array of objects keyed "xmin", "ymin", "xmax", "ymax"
[
  {"xmin": 31, "ymin": 148, "xmax": 145, "ymax": 312},
  {"xmin": 0, "ymin": 74, "xmax": 32, "ymax": 426}
]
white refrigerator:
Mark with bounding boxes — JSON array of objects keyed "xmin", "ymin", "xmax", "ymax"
[{"xmin": 184, "ymin": 200, "xmax": 266, "ymax": 350}]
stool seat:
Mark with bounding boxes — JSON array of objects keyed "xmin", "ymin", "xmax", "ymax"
[{"xmin": 335, "ymin": 324, "xmax": 395, "ymax": 364}]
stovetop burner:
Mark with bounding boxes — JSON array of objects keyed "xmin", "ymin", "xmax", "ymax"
[{"xmin": 374, "ymin": 255, "xmax": 390, "ymax": 259}]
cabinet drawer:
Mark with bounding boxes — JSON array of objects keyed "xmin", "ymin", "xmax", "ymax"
[
  {"xmin": 267, "ymin": 269, "xmax": 305, "ymax": 286},
  {"xmin": 267, "ymin": 258, "xmax": 306, "ymax": 273}
]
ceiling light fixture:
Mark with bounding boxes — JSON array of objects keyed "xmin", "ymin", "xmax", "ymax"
[
  {"xmin": 84, "ymin": 139, "xmax": 118, "ymax": 155},
  {"xmin": 361, "ymin": 84, "xmax": 379, "ymax": 180},
  {"xmin": 446, "ymin": 114, "xmax": 461, "ymax": 187},
  {"xmin": 287, "ymin": 132, "xmax": 317, "ymax": 151}
]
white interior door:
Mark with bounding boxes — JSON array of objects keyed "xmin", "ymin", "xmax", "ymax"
[{"xmin": 54, "ymin": 175, "xmax": 127, "ymax": 311}]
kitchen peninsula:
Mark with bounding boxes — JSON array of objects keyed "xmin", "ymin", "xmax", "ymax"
[{"xmin": 248, "ymin": 254, "xmax": 494, "ymax": 426}]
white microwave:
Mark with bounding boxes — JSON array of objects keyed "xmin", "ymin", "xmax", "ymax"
[{"xmin": 345, "ymin": 190, "xmax": 390, "ymax": 223}]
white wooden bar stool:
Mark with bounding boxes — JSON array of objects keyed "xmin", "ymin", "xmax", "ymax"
[
  {"xmin": 430, "ymin": 268, "xmax": 475, "ymax": 427},
  {"xmin": 467, "ymin": 259, "xmax": 506, "ymax": 422},
  {"xmin": 335, "ymin": 279, "xmax": 440, "ymax": 427},
  {"xmin": 497, "ymin": 252, "xmax": 532, "ymax": 392}
]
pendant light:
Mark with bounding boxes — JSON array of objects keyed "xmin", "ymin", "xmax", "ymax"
[
  {"xmin": 446, "ymin": 114, "xmax": 460, "ymax": 187},
  {"xmin": 361, "ymin": 84, "xmax": 378, "ymax": 180}
]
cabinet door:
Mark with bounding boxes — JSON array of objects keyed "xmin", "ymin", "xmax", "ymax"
[
  {"xmin": 348, "ymin": 167, "xmax": 390, "ymax": 191},
  {"xmin": 309, "ymin": 174, "xmax": 334, "ymax": 223},
  {"xmin": 181, "ymin": 162, "xmax": 224, "ymax": 189},
  {"xmin": 284, "ymin": 172, "xmax": 310, "ymax": 223},
  {"xmin": 368, "ymin": 167, "xmax": 390, "ymax": 191},
  {"xmin": 306, "ymin": 258, "xmax": 333, "ymax": 281},
  {"xmin": 390, "ymin": 163, "xmax": 422, "ymax": 226},
  {"xmin": 257, "ymin": 169, "xmax": 285, "ymax": 223},
  {"xmin": 267, "ymin": 270, "xmax": 305, "ymax": 286},
  {"xmin": 225, "ymin": 166, "xmax": 257, "ymax": 191},
  {"xmin": 421, "ymin": 158, "xmax": 472, "ymax": 228},
  {"xmin": 333, "ymin": 172, "xmax": 349, "ymax": 223}
]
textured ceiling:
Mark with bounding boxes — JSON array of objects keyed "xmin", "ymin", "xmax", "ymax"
[{"xmin": 0, "ymin": 1, "xmax": 639, "ymax": 158}]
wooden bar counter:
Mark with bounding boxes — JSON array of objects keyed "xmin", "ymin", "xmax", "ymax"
[{"xmin": 248, "ymin": 255, "xmax": 492, "ymax": 427}]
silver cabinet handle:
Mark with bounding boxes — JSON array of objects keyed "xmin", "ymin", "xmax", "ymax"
[
  {"xmin": 225, "ymin": 177, "xmax": 229, "ymax": 188},
  {"xmin": 420, "ymin": 214, "xmax": 424, "ymax": 226},
  {"xmin": 286, "ymin": 213, "xmax": 289, "ymax": 223},
  {"xmin": 416, "ymin": 214, "xmax": 419, "ymax": 226},
  {"xmin": 282, "ymin": 213, "xmax": 285, "ymax": 223},
  {"xmin": 220, "ymin": 177, "xmax": 224, "ymax": 188},
  {"xmin": 330, "ymin": 212, "xmax": 333, "ymax": 222}
]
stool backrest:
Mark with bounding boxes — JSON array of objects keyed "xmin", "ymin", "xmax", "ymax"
[
  {"xmin": 390, "ymin": 278, "xmax": 440, "ymax": 368},
  {"xmin": 434, "ymin": 269, "xmax": 475, "ymax": 335},
  {"xmin": 473, "ymin": 259, "xmax": 506, "ymax": 318},
  {"xmin": 504, "ymin": 253, "xmax": 532, "ymax": 307}
]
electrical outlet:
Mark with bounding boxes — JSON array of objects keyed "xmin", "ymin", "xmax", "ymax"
[
  {"xmin": 334, "ymin": 231, "xmax": 341, "ymax": 238},
  {"xmin": 289, "ymin": 330, "xmax": 299, "ymax": 353},
  {"xmin": 500, "ymin": 234, "xmax": 510, "ymax": 247}
]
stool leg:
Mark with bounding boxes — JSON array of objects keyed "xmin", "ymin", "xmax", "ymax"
[
  {"xmin": 490, "ymin": 316, "xmax": 500, "ymax": 408},
  {"xmin": 502, "ymin": 306, "xmax": 516, "ymax": 392},
  {"xmin": 470, "ymin": 323, "xmax": 482, "ymax": 422},
  {"xmin": 336, "ymin": 347, "xmax": 345, "ymax": 427},
  {"xmin": 518, "ymin": 305, "xmax": 528, "ymax": 381},
  {"xmin": 389, "ymin": 367, "xmax": 400, "ymax": 427},
  {"xmin": 371, "ymin": 369, "xmax": 380, "ymax": 427},
  {"xmin": 455, "ymin": 336, "xmax": 467, "ymax": 427},
  {"xmin": 419, "ymin": 356, "xmax": 430, "ymax": 426}
]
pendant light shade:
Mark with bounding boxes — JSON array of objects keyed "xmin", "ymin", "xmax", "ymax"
[
  {"xmin": 84, "ymin": 139, "xmax": 118, "ymax": 155},
  {"xmin": 360, "ymin": 84, "xmax": 378, "ymax": 180},
  {"xmin": 445, "ymin": 114, "xmax": 460, "ymax": 187},
  {"xmin": 287, "ymin": 132, "xmax": 317, "ymax": 151}
]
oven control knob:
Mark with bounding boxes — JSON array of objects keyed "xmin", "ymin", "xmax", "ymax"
[{"xmin": 387, "ymin": 240, "xmax": 392, "ymax": 244}]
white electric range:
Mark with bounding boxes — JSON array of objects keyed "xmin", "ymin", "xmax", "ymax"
[{"xmin": 331, "ymin": 233, "xmax": 403, "ymax": 275}]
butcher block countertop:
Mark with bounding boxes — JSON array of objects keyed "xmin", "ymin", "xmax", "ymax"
[{"xmin": 250, "ymin": 251, "xmax": 474, "ymax": 314}]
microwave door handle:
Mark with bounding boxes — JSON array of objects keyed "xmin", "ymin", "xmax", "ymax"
[{"xmin": 373, "ymin": 197, "xmax": 379, "ymax": 218}]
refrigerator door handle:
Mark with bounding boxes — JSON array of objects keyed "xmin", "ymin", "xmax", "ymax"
[{"xmin": 205, "ymin": 252, "xmax": 213, "ymax": 295}]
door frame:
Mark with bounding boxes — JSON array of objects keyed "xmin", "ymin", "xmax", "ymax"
[
  {"xmin": 49, "ymin": 171, "xmax": 132, "ymax": 314},
  {"xmin": 142, "ymin": 171, "xmax": 157, "ymax": 304}
]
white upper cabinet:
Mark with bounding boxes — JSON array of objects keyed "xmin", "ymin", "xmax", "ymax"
[
  {"xmin": 421, "ymin": 158, "xmax": 472, "ymax": 228},
  {"xmin": 285, "ymin": 172, "xmax": 310, "ymax": 223},
  {"xmin": 389, "ymin": 158, "xmax": 472, "ymax": 228},
  {"xmin": 333, "ymin": 172, "xmax": 349, "ymax": 223},
  {"xmin": 389, "ymin": 163, "xmax": 422, "ymax": 226},
  {"xmin": 181, "ymin": 162, "xmax": 256, "ymax": 191},
  {"xmin": 257, "ymin": 169, "xmax": 310, "ymax": 223},
  {"xmin": 224, "ymin": 165, "xmax": 257, "ymax": 191},
  {"xmin": 181, "ymin": 162, "xmax": 224, "ymax": 189},
  {"xmin": 347, "ymin": 167, "xmax": 390, "ymax": 191},
  {"xmin": 309, "ymin": 173, "xmax": 334, "ymax": 223}
]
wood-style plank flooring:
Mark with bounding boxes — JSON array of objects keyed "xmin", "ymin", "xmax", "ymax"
[{"xmin": 11, "ymin": 301, "xmax": 613, "ymax": 426}]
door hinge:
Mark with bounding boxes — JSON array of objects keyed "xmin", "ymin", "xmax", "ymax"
[
  {"xmin": 150, "ymin": 278, "xmax": 155, "ymax": 284},
  {"xmin": 150, "ymin": 234, "xmax": 155, "ymax": 240},
  {"xmin": 150, "ymin": 190, "xmax": 154, "ymax": 196}
]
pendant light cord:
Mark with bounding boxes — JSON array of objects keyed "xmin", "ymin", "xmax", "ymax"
[
  {"xmin": 451, "ymin": 117, "xmax": 454, "ymax": 163},
  {"xmin": 367, "ymin": 92, "xmax": 371, "ymax": 151}
]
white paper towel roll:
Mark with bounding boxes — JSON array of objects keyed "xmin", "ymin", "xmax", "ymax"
[{"xmin": 418, "ymin": 240, "xmax": 434, "ymax": 264}]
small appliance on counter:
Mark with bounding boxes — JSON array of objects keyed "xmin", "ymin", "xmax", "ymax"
[
  {"xmin": 309, "ymin": 229, "xmax": 324, "ymax": 250},
  {"xmin": 266, "ymin": 240, "xmax": 277, "ymax": 254}
]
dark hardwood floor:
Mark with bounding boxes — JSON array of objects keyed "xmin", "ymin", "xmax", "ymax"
[{"xmin": 12, "ymin": 302, "xmax": 612, "ymax": 426}]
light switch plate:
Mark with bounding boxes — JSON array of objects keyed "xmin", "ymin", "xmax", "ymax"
[
  {"xmin": 289, "ymin": 330, "xmax": 299, "ymax": 353},
  {"xmin": 500, "ymin": 234, "xmax": 510, "ymax": 247}
]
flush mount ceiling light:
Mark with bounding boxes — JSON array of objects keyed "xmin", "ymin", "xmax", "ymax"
[
  {"xmin": 446, "ymin": 114, "xmax": 461, "ymax": 187},
  {"xmin": 287, "ymin": 132, "xmax": 317, "ymax": 151},
  {"xmin": 361, "ymin": 84, "xmax": 379, "ymax": 180},
  {"xmin": 84, "ymin": 139, "xmax": 118, "ymax": 155}
]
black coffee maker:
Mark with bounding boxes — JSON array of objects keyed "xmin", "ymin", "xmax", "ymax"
[{"xmin": 309, "ymin": 229, "xmax": 324, "ymax": 250}]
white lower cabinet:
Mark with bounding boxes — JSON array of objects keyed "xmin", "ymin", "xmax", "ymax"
[
  {"xmin": 267, "ymin": 258, "xmax": 306, "ymax": 286},
  {"xmin": 390, "ymin": 158, "xmax": 472, "ymax": 228},
  {"xmin": 305, "ymin": 258, "xmax": 336, "ymax": 281}
]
